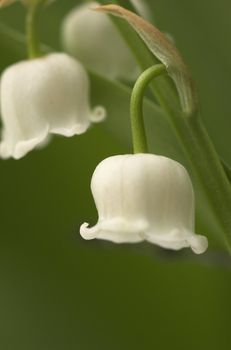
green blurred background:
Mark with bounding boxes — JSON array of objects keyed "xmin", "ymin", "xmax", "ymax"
[{"xmin": 0, "ymin": 0, "xmax": 231, "ymax": 349}]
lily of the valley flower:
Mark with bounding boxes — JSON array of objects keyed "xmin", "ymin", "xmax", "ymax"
[
  {"xmin": 61, "ymin": 1, "xmax": 142, "ymax": 80},
  {"xmin": 0, "ymin": 53, "xmax": 105, "ymax": 159},
  {"xmin": 80, "ymin": 154, "xmax": 208, "ymax": 254}
]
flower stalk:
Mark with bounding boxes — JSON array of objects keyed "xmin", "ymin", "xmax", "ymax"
[
  {"xmin": 130, "ymin": 64, "xmax": 166, "ymax": 153},
  {"xmin": 26, "ymin": 0, "xmax": 43, "ymax": 58}
]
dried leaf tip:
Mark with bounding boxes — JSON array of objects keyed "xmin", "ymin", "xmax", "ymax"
[{"xmin": 96, "ymin": 4, "xmax": 198, "ymax": 116}]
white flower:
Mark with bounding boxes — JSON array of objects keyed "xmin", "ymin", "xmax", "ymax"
[
  {"xmin": 0, "ymin": 53, "xmax": 105, "ymax": 159},
  {"xmin": 80, "ymin": 154, "xmax": 208, "ymax": 254},
  {"xmin": 61, "ymin": 1, "xmax": 141, "ymax": 80}
]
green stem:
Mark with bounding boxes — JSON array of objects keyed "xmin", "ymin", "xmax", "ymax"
[
  {"xmin": 156, "ymin": 91, "xmax": 231, "ymax": 250},
  {"xmin": 184, "ymin": 117, "xmax": 231, "ymax": 251},
  {"xmin": 130, "ymin": 64, "xmax": 166, "ymax": 153},
  {"xmin": 26, "ymin": 1, "xmax": 42, "ymax": 58},
  {"xmin": 220, "ymin": 158, "xmax": 231, "ymax": 183}
]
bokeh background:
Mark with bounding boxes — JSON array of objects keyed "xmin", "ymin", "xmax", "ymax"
[{"xmin": 0, "ymin": 0, "xmax": 231, "ymax": 349}]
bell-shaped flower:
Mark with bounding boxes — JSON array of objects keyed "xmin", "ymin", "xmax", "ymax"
[
  {"xmin": 61, "ymin": 1, "xmax": 142, "ymax": 80},
  {"xmin": 0, "ymin": 53, "xmax": 105, "ymax": 159},
  {"xmin": 80, "ymin": 154, "xmax": 208, "ymax": 254}
]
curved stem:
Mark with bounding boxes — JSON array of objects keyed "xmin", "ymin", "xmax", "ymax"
[
  {"xmin": 26, "ymin": 1, "xmax": 42, "ymax": 58},
  {"xmin": 130, "ymin": 64, "xmax": 166, "ymax": 153}
]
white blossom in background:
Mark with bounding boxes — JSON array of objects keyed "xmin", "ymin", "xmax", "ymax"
[
  {"xmin": 130, "ymin": 0, "xmax": 152, "ymax": 21},
  {"xmin": 80, "ymin": 154, "xmax": 208, "ymax": 254},
  {"xmin": 61, "ymin": 1, "xmax": 144, "ymax": 80},
  {"xmin": 0, "ymin": 53, "xmax": 105, "ymax": 159}
]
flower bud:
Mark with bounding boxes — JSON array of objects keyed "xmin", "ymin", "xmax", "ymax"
[
  {"xmin": 0, "ymin": 53, "xmax": 105, "ymax": 159},
  {"xmin": 80, "ymin": 154, "xmax": 208, "ymax": 254},
  {"xmin": 61, "ymin": 1, "xmax": 140, "ymax": 80}
]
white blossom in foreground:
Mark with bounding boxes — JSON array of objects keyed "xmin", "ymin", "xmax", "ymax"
[
  {"xmin": 0, "ymin": 53, "xmax": 105, "ymax": 159},
  {"xmin": 61, "ymin": 1, "xmax": 141, "ymax": 80},
  {"xmin": 80, "ymin": 154, "xmax": 208, "ymax": 254}
]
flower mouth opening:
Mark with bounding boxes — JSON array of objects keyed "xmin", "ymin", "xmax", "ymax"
[{"xmin": 80, "ymin": 221, "xmax": 208, "ymax": 254}]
